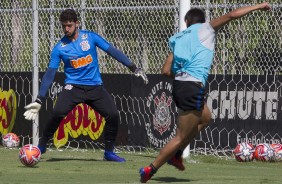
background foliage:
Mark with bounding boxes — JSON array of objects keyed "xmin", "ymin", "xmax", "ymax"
[{"xmin": 0, "ymin": 0, "xmax": 281, "ymax": 74}]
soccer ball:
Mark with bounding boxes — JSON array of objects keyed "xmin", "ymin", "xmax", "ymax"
[
  {"xmin": 270, "ymin": 143, "xmax": 282, "ymax": 161},
  {"xmin": 233, "ymin": 142, "xmax": 255, "ymax": 162},
  {"xmin": 2, "ymin": 133, "xmax": 20, "ymax": 148},
  {"xmin": 273, "ymin": 148, "xmax": 282, "ymax": 162},
  {"xmin": 270, "ymin": 143, "xmax": 282, "ymax": 151},
  {"xmin": 254, "ymin": 143, "xmax": 275, "ymax": 161},
  {"xmin": 19, "ymin": 144, "xmax": 41, "ymax": 167}
]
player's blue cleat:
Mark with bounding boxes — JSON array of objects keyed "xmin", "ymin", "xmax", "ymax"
[
  {"xmin": 103, "ymin": 151, "xmax": 126, "ymax": 162},
  {"xmin": 37, "ymin": 144, "xmax": 46, "ymax": 154},
  {"xmin": 167, "ymin": 156, "xmax": 185, "ymax": 171},
  {"xmin": 139, "ymin": 166, "xmax": 154, "ymax": 183}
]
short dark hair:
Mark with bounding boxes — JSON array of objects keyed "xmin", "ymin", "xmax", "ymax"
[
  {"xmin": 184, "ymin": 8, "xmax": 205, "ymax": 27},
  {"xmin": 59, "ymin": 9, "xmax": 78, "ymax": 22}
]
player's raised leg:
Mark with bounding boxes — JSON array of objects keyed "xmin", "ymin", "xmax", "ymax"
[
  {"xmin": 168, "ymin": 103, "xmax": 211, "ymax": 170},
  {"xmin": 140, "ymin": 110, "xmax": 201, "ymax": 183}
]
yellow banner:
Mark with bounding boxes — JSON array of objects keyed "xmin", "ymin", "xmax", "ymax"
[
  {"xmin": 53, "ymin": 103, "xmax": 105, "ymax": 148},
  {"xmin": 0, "ymin": 88, "xmax": 17, "ymax": 135}
]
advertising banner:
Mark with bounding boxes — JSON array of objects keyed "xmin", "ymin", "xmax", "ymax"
[{"xmin": 0, "ymin": 73, "xmax": 281, "ymax": 149}]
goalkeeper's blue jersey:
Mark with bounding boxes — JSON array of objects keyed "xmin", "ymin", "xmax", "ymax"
[{"xmin": 49, "ymin": 30, "xmax": 110, "ymax": 85}]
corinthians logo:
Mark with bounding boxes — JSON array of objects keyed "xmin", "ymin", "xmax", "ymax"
[
  {"xmin": 153, "ymin": 92, "xmax": 172, "ymax": 135},
  {"xmin": 145, "ymin": 81, "xmax": 177, "ymax": 148}
]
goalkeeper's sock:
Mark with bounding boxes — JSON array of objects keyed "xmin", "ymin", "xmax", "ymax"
[
  {"xmin": 37, "ymin": 144, "xmax": 46, "ymax": 154},
  {"xmin": 105, "ymin": 140, "xmax": 114, "ymax": 152}
]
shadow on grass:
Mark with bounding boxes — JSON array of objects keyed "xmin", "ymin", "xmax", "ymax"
[
  {"xmin": 131, "ymin": 154, "xmax": 156, "ymax": 159},
  {"xmin": 45, "ymin": 157, "xmax": 101, "ymax": 162},
  {"xmin": 18, "ymin": 165, "xmax": 40, "ymax": 168},
  {"xmin": 152, "ymin": 177, "xmax": 192, "ymax": 183}
]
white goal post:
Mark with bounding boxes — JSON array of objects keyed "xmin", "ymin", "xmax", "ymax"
[
  {"xmin": 179, "ymin": 0, "xmax": 191, "ymax": 159},
  {"xmin": 32, "ymin": 0, "xmax": 39, "ymax": 146}
]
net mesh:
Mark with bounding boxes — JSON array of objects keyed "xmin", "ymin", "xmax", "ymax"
[
  {"xmin": 1, "ymin": 1, "xmax": 281, "ymax": 74},
  {"xmin": 0, "ymin": 0, "xmax": 282, "ymax": 158}
]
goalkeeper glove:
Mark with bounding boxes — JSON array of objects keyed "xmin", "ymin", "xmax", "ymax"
[
  {"xmin": 129, "ymin": 64, "xmax": 149, "ymax": 84},
  {"xmin": 23, "ymin": 97, "xmax": 42, "ymax": 121}
]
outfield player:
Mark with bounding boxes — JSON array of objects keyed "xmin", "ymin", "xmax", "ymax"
[
  {"xmin": 140, "ymin": 2, "xmax": 271, "ymax": 182},
  {"xmin": 24, "ymin": 9, "xmax": 148, "ymax": 162}
]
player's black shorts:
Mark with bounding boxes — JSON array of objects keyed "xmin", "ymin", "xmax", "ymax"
[{"xmin": 172, "ymin": 80, "xmax": 206, "ymax": 111}]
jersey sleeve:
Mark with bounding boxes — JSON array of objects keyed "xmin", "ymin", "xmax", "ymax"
[
  {"xmin": 106, "ymin": 45, "xmax": 134, "ymax": 68},
  {"xmin": 48, "ymin": 45, "xmax": 61, "ymax": 68},
  {"xmin": 38, "ymin": 67, "xmax": 57, "ymax": 99},
  {"xmin": 198, "ymin": 23, "xmax": 215, "ymax": 50},
  {"xmin": 168, "ymin": 34, "xmax": 176, "ymax": 52},
  {"xmin": 91, "ymin": 32, "xmax": 111, "ymax": 52}
]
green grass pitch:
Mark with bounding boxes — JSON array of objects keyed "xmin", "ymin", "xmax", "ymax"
[{"xmin": 1, "ymin": 147, "xmax": 282, "ymax": 184}]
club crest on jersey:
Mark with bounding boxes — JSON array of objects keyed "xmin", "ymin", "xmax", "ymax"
[
  {"xmin": 80, "ymin": 40, "xmax": 90, "ymax": 51},
  {"xmin": 81, "ymin": 34, "xmax": 88, "ymax": 39},
  {"xmin": 61, "ymin": 42, "xmax": 67, "ymax": 47}
]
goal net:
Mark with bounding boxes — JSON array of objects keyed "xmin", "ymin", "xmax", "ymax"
[{"xmin": 0, "ymin": 0, "xmax": 281, "ymax": 158}]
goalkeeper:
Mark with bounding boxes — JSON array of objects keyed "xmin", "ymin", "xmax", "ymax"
[
  {"xmin": 139, "ymin": 2, "xmax": 271, "ymax": 182},
  {"xmin": 24, "ymin": 9, "xmax": 148, "ymax": 162}
]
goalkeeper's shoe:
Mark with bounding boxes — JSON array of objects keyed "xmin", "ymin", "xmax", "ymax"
[
  {"xmin": 103, "ymin": 151, "xmax": 126, "ymax": 162},
  {"xmin": 139, "ymin": 166, "xmax": 155, "ymax": 183},
  {"xmin": 37, "ymin": 144, "xmax": 46, "ymax": 154},
  {"xmin": 167, "ymin": 156, "xmax": 185, "ymax": 171}
]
